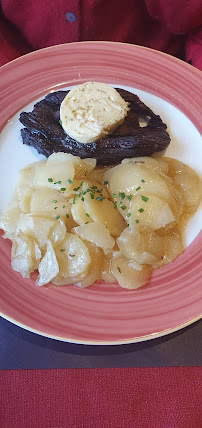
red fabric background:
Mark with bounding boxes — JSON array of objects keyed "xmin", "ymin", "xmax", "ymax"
[
  {"xmin": 0, "ymin": 0, "xmax": 202, "ymax": 68},
  {"xmin": 0, "ymin": 367, "xmax": 201, "ymax": 428}
]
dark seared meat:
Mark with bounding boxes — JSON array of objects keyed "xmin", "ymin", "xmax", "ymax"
[{"xmin": 19, "ymin": 88, "xmax": 170, "ymax": 165}]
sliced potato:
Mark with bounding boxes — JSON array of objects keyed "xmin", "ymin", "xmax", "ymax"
[
  {"xmin": 75, "ymin": 242, "xmax": 103, "ymax": 288},
  {"xmin": 71, "ymin": 197, "xmax": 93, "ymax": 225},
  {"xmin": 30, "ymin": 188, "xmax": 67, "ymax": 213},
  {"xmin": 129, "ymin": 194, "xmax": 175, "ymax": 230},
  {"xmin": 16, "ymin": 213, "xmax": 55, "ymax": 249},
  {"xmin": 88, "ymin": 167, "xmax": 108, "ymax": 184},
  {"xmin": 107, "ymin": 163, "xmax": 174, "ymax": 204},
  {"xmin": 83, "ymin": 192, "xmax": 125, "ymax": 237},
  {"xmin": 100, "ymin": 254, "xmax": 117, "ymax": 283},
  {"xmin": 0, "ymin": 207, "xmax": 21, "ymax": 236},
  {"xmin": 74, "ymin": 157, "xmax": 96, "ymax": 178},
  {"xmin": 11, "ymin": 234, "xmax": 41, "ymax": 278},
  {"xmin": 55, "ymin": 233, "xmax": 91, "ymax": 278},
  {"xmin": 18, "ymin": 162, "xmax": 38, "ymax": 187},
  {"xmin": 15, "ymin": 184, "xmax": 33, "ymax": 213},
  {"xmin": 49, "ymin": 219, "xmax": 67, "ymax": 245},
  {"xmin": 152, "ymin": 232, "xmax": 184, "ymax": 269},
  {"xmin": 164, "ymin": 157, "xmax": 202, "ymax": 210},
  {"xmin": 81, "ymin": 180, "xmax": 110, "ymax": 199},
  {"xmin": 73, "ymin": 222, "xmax": 115, "ymax": 252},
  {"xmin": 33, "ymin": 156, "xmax": 75, "ymax": 192},
  {"xmin": 122, "ymin": 156, "xmax": 169, "ymax": 175},
  {"xmin": 111, "ymin": 252, "xmax": 151, "ymax": 289},
  {"xmin": 36, "ymin": 240, "xmax": 59, "ymax": 286},
  {"xmin": 117, "ymin": 224, "xmax": 164, "ymax": 265}
]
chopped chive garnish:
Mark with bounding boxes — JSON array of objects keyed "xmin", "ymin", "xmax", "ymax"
[
  {"xmin": 112, "ymin": 193, "xmax": 117, "ymax": 198},
  {"xmin": 62, "ymin": 205, "xmax": 65, "ymax": 209},
  {"xmin": 117, "ymin": 266, "xmax": 121, "ymax": 273},
  {"xmin": 126, "ymin": 195, "xmax": 133, "ymax": 201},
  {"xmin": 81, "ymin": 197, "xmax": 84, "ymax": 201},
  {"xmin": 48, "ymin": 178, "xmax": 53, "ymax": 182},
  {"xmin": 121, "ymin": 205, "xmax": 127, "ymax": 210},
  {"xmin": 127, "ymin": 224, "xmax": 130, "ymax": 227},
  {"xmin": 54, "ymin": 215, "xmax": 60, "ymax": 220},
  {"xmin": 96, "ymin": 197, "xmax": 103, "ymax": 201},
  {"xmin": 85, "ymin": 221, "xmax": 89, "ymax": 224},
  {"xmin": 72, "ymin": 196, "xmax": 76, "ymax": 204},
  {"xmin": 114, "ymin": 201, "xmax": 117, "ymax": 209},
  {"xmin": 60, "ymin": 187, "xmax": 66, "ymax": 192},
  {"xmin": 80, "ymin": 181, "xmax": 83, "ymax": 186},
  {"xmin": 90, "ymin": 193, "xmax": 94, "ymax": 199},
  {"xmin": 141, "ymin": 195, "xmax": 149, "ymax": 202},
  {"xmin": 59, "ymin": 119, "xmax": 62, "ymax": 126},
  {"xmin": 104, "ymin": 180, "xmax": 108, "ymax": 185},
  {"xmin": 141, "ymin": 179, "xmax": 145, "ymax": 183},
  {"xmin": 54, "ymin": 180, "xmax": 61, "ymax": 185},
  {"xmin": 135, "ymin": 219, "xmax": 140, "ymax": 223},
  {"xmin": 54, "ymin": 207, "xmax": 58, "ymax": 210},
  {"xmin": 60, "ymin": 249, "xmax": 65, "ymax": 252},
  {"xmin": 82, "ymin": 191, "xmax": 87, "ymax": 195},
  {"xmin": 118, "ymin": 192, "xmax": 125, "ymax": 200},
  {"xmin": 86, "ymin": 213, "xmax": 90, "ymax": 217},
  {"xmin": 91, "ymin": 185, "xmax": 97, "ymax": 190},
  {"xmin": 52, "ymin": 200, "xmax": 57, "ymax": 203},
  {"xmin": 136, "ymin": 186, "xmax": 141, "ymax": 191},
  {"xmin": 78, "ymin": 192, "xmax": 82, "ymax": 197},
  {"xmin": 67, "ymin": 179, "xmax": 72, "ymax": 184},
  {"xmin": 96, "ymin": 189, "xmax": 102, "ymax": 193},
  {"xmin": 138, "ymin": 208, "xmax": 144, "ymax": 213},
  {"xmin": 66, "ymin": 214, "xmax": 69, "ymax": 218},
  {"xmin": 127, "ymin": 212, "xmax": 131, "ymax": 217}
]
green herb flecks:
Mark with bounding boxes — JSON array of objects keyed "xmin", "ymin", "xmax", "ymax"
[
  {"xmin": 118, "ymin": 192, "xmax": 125, "ymax": 200},
  {"xmin": 141, "ymin": 195, "xmax": 149, "ymax": 202}
]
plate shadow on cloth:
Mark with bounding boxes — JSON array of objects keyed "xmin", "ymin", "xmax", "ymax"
[{"xmin": 0, "ymin": 317, "xmax": 201, "ymax": 369}]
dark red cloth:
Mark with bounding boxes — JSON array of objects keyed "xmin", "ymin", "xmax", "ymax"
[
  {"xmin": 0, "ymin": 367, "xmax": 201, "ymax": 428},
  {"xmin": 0, "ymin": 0, "xmax": 202, "ymax": 68}
]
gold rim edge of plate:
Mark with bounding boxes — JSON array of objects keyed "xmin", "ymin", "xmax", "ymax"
[{"xmin": 0, "ymin": 311, "xmax": 201, "ymax": 345}]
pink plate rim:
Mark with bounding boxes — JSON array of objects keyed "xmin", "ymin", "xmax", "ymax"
[{"xmin": 0, "ymin": 41, "xmax": 201, "ymax": 345}]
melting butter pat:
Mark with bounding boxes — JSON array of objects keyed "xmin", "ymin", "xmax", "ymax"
[{"xmin": 60, "ymin": 82, "xmax": 129, "ymax": 144}]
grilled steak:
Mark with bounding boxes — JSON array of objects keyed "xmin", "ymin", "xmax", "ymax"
[{"xmin": 19, "ymin": 88, "xmax": 170, "ymax": 165}]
